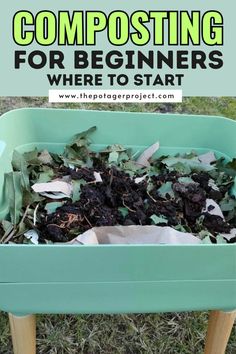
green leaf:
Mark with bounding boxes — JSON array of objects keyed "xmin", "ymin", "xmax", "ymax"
[
  {"xmin": 0, "ymin": 220, "xmax": 14, "ymax": 240},
  {"xmin": 158, "ymin": 182, "xmax": 174, "ymax": 199},
  {"xmin": 45, "ymin": 202, "xmax": 64, "ymax": 214},
  {"xmin": 16, "ymin": 219, "xmax": 28, "ymax": 237},
  {"xmin": 23, "ymin": 149, "xmax": 41, "ymax": 165},
  {"xmin": 118, "ymin": 207, "xmax": 129, "ymax": 218},
  {"xmin": 219, "ymin": 159, "xmax": 236, "ymax": 178},
  {"xmin": 198, "ymin": 230, "xmax": 213, "ymax": 240},
  {"xmin": 227, "ymin": 158, "xmax": 236, "ymax": 170},
  {"xmin": 215, "ymin": 158, "xmax": 236, "ymax": 177},
  {"xmin": 108, "ymin": 151, "xmax": 119, "ymax": 164},
  {"xmin": 37, "ymin": 167, "xmax": 54, "ymax": 183},
  {"xmin": 101, "ymin": 144, "xmax": 127, "ymax": 153},
  {"xmin": 2, "ymin": 220, "xmax": 13, "ymax": 233},
  {"xmin": 202, "ymin": 236, "xmax": 212, "ymax": 244},
  {"xmin": 5, "ymin": 172, "xmax": 23, "ymax": 225},
  {"xmin": 183, "ymin": 151, "xmax": 198, "ymax": 159},
  {"xmin": 121, "ymin": 160, "xmax": 143, "ymax": 175},
  {"xmin": 63, "ymin": 127, "xmax": 94, "ymax": 166},
  {"xmin": 195, "ymin": 215, "xmax": 205, "ymax": 232},
  {"xmin": 71, "ymin": 126, "xmax": 96, "ymax": 144},
  {"xmin": 63, "ymin": 146, "xmax": 82, "ymax": 160},
  {"xmin": 150, "ymin": 214, "xmax": 168, "ymax": 225},
  {"xmin": 66, "ymin": 127, "xmax": 95, "ymax": 164},
  {"xmin": 0, "ymin": 220, "xmax": 14, "ymax": 243},
  {"xmin": 100, "ymin": 145, "xmax": 130, "ymax": 167},
  {"xmin": 202, "ymin": 234, "xmax": 227, "ymax": 244},
  {"xmin": 216, "ymin": 235, "xmax": 227, "ymax": 244},
  {"xmin": 174, "ymin": 224, "xmax": 188, "ymax": 232},
  {"xmin": 22, "ymin": 190, "xmax": 44, "ymax": 207},
  {"xmin": 169, "ymin": 162, "xmax": 192, "ymax": 174},
  {"xmin": 219, "ymin": 194, "xmax": 236, "ymax": 222},
  {"xmin": 50, "ymin": 153, "xmax": 63, "ymax": 164},
  {"xmin": 118, "ymin": 152, "xmax": 130, "ymax": 163},
  {"xmin": 72, "ymin": 179, "xmax": 86, "ymax": 202},
  {"xmin": 62, "ymin": 156, "xmax": 85, "ymax": 168},
  {"xmin": 38, "ymin": 150, "xmax": 53, "ymax": 164},
  {"xmin": 12, "ymin": 150, "xmax": 30, "ymax": 190},
  {"xmin": 178, "ymin": 177, "xmax": 196, "ymax": 185},
  {"xmin": 147, "ymin": 180, "xmax": 155, "ymax": 192},
  {"xmin": 162, "ymin": 157, "xmax": 215, "ymax": 172},
  {"xmin": 220, "ymin": 195, "xmax": 236, "ymax": 212}
]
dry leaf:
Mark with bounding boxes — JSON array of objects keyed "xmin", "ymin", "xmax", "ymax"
[
  {"xmin": 198, "ymin": 151, "xmax": 216, "ymax": 164},
  {"xmin": 94, "ymin": 172, "xmax": 103, "ymax": 183},
  {"xmin": 32, "ymin": 181, "xmax": 72, "ymax": 199},
  {"xmin": 136, "ymin": 142, "xmax": 160, "ymax": 167},
  {"xmin": 38, "ymin": 150, "xmax": 53, "ymax": 164}
]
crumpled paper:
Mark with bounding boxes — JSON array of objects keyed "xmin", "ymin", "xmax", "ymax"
[
  {"xmin": 32, "ymin": 180, "xmax": 72, "ymax": 199},
  {"xmin": 221, "ymin": 228, "xmax": 236, "ymax": 241},
  {"xmin": 203, "ymin": 199, "xmax": 225, "ymax": 219},
  {"xmin": 136, "ymin": 142, "xmax": 160, "ymax": 167},
  {"xmin": 68, "ymin": 225, "xmax": 202, "ymax": 245}
]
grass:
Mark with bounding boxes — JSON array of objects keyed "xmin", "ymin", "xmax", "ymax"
[
  {"xmin": 0, "ymin": 312, "xmax": 235, "ymax": 353},
  {"xmin": 0, "ymin": 97, "xmax": 236, "ymax": 119},
  {"xmin": 0, "ymin": 97, "xmax": 236, "ymax": 353}
]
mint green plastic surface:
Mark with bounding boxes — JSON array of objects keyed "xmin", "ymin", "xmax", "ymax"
[{"xmin": 0, "ymin": 108, "xmax": 235, "ymax": 314}]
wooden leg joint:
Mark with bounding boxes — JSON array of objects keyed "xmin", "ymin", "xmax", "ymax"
[
  {"xmin": 204, "ymin": 310, "xmax": 236, "ymax": 354},
  {"xmin": 8, "ymin": 313, "xmax": 36, "ymax": 354}
]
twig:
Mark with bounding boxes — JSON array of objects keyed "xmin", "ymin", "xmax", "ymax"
[
  {"xmin": 147, "ymin": 190, "xmax": 157, "ymax": 202},
  {"xmin": 0, "ymin": 205, "xmax": 30, "ymax": 244},
  {"xmin": 2, "ymin": 227, "xmax": 17, "ymax": 244},
  {"xmin": 21, "ymin": 205, "xmax": 30, "ymax": 225},
  {"xmin": 109, "ymin": 169, "xmax": 114, "ymax": 186},
  {"xmin": 33, "ymin": 203, "xmax": 39, "ymax": 226},
  {"xmin": 122, "ymin": 199, "xmax": 136, "ymax": 213},
  {"xmin": 84, "ymin": 215, "xmax": 93, "ymax": 228}
]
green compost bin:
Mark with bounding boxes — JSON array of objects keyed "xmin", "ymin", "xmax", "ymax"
[{"xmin": 0, "ymin": 108, "xmax": 235, "ymax": 315}]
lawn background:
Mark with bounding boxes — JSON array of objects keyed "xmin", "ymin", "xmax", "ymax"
[{"xmin": 0, "ymin": 97, "xmax": 235, "ymax": 354}]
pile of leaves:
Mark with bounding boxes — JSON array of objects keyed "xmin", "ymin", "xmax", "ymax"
[{"xmin": 0, "ymin": 126, "xmax": 236, "ymax": 245}]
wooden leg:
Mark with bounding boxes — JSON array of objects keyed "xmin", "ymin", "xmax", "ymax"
[
  {"xmin": 204, "ymin": 310, "xmax": 236, "ymax": 354},
  {"xmin": 8, "ymin": 313, "xmax": 36, "ymax": 354}
]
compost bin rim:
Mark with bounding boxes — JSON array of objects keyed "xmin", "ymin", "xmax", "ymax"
[
  {"xmin": 0, "ymin": 243, "xmax": 235, "ymax": 249},
  {"xmin": 0, "ymin": 107, "xmax": 235, "ymax": 124}
]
